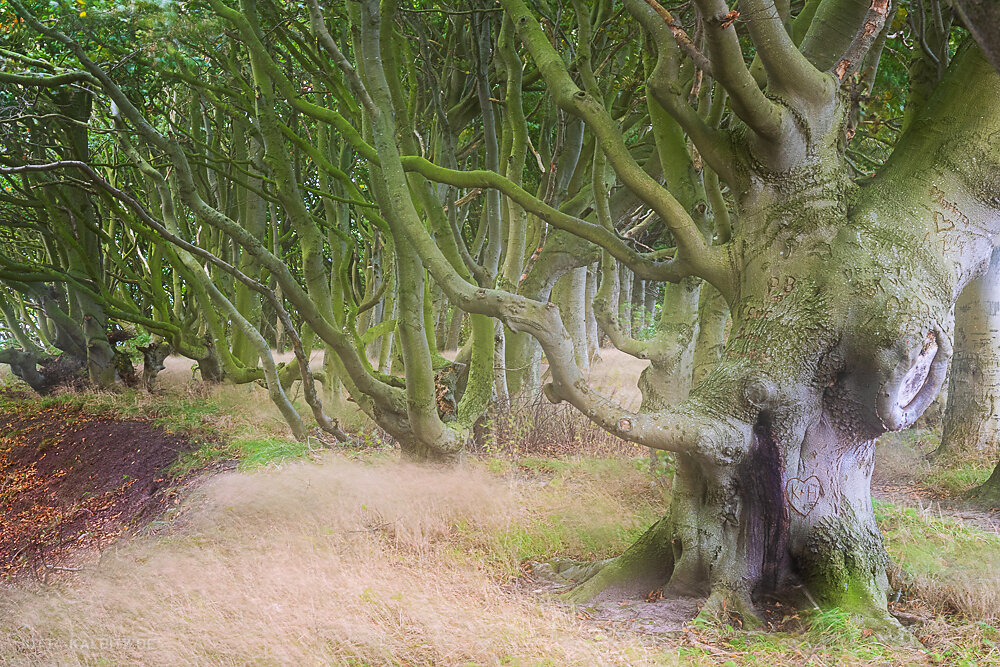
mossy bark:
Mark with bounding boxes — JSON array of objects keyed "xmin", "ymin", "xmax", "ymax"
[{"xmin": 554, "ymin": 43, "xmax": 1000, "ymax": 634}]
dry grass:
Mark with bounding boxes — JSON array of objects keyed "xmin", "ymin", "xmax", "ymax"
[
  {"xmin": 473, "ymin": 395, "xmax": 642, "ymax": 458},
  {"xmin": 0, "ymin": 454, "xmax": 675, "ymax": 666},
  {"xmin": 6, "ymin": 351, "xmax": 1000, "ymax": 665},
  {"xmin": 873, "ymin": 429, "xmax": 934, "ymax": 487},
  {"xmin": 877, "ymin": 500, "xmax": 1000, "ymax": 624},
  {"xmin": 875, "ymin": 425, "xmax": 997, "ymax": 498},
  {"xmin": 465, "ymin": 347, "xmax": 651, "ymax": 459}
]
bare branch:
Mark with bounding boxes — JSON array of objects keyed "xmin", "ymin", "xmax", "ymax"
[
  {"xmin": 625, "ymin": 0, "xmax": 739, "ymax": 187},
  {"xmin": 831, "ymin": 0, "xmax": 892, "ymax": 81},
  {"xmin": 691, "ymin": 0, "xmax": 786, "ymax": 138},
  {"xmin": 400, "ymin": 156, "xmax": 691, "ymax": 284},
  {"xmin": 639, "ymin": 0, "xmax": 714, "ymax": 75},
  {"xmin": 306, "ymin": 0, "xmax": 377, "ymax": 114},
  {"xmin": 502, "ymin": 0, "xmax": 734, "ymax": 298}
]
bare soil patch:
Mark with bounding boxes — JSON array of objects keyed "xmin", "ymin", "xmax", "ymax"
[{"xmin": 0, "ymin": 398, "xmax": 200, "ymax": 579}]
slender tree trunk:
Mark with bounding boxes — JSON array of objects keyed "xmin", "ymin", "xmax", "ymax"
[
  {"xmin": 444, "ymin": 308, "xmax": 463, "ymax": 351},
  {"xmin": 691, "ymin": 283, "xmax": 729, "ymax": 386},
  {"xmin": 632, "ymin": 274, "xmax": 646, "ymax": 335},
  {"xmin": 493, "ymin": 321, "xmax": 509, "ymax": 408},
  {"xmin": 643, "ymin": 280, "xmax": 657, "ymax": 335},
  {"xmin": 552, "ymin": 266, "xmax": 590, "ymax": 373},
  {"xmin": 585, "ymin": 263, "xmax": 600, "ymax": 363},
  {"xmin": 636, "ymin": 279, "xmax": 700, "ymax": 411},
  {"xmin": 619, "ymin": 263, "xmax": 632, "ymax": 338}
]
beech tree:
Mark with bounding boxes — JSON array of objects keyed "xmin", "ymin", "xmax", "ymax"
[
  {"xmin": 349, "ymin": 0, "xmax": 1000, "ymax": 634},
  {"xmin": 2, "ymin": 0, "xmax": 1000, "ymax": 638}
]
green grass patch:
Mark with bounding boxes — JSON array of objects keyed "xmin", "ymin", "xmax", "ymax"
[
  {"xmin": 457, "ymin": 455, "xmax": 665, "ymax": 579},
  {"xmin": 170, "ymin": 436, "xmax": 315, "ymax": 475},
  {"xmin": 876, "ymin": 499, "xmax": 1000, "ymax": 621},
  {"xmin": 2, "ymin": 389, "xmax": 222, "ymax": 436},
  {"xmin": 924, "ymin": 465, "xmax": 993, "ymax": 497}
]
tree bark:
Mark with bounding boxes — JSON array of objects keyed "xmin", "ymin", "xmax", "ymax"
[
  {"xmin": 619, "ymin": 263, "xmax": 632, "ymax": 338},
  {"xmin": 632, "ymin": 274, "xmax": 646, "ymax": 335},
  {"xmin": 552, "ymin": 266, "xmax": 590, "ymax": 373},
  {"xmin": 542, "ymin": 40, "xmax": 1000, "ymax": 636},
  {"xmin": 585, "ymin": 263, "xmax": 600, "ymax": 364},
  {"xmin": 938, "ymin": 248, "xmax": 1000, "ymax": 459}
]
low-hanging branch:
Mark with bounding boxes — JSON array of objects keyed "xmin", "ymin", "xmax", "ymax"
[
  {"xmin": 401, "ymin": 153, "xmax": 693, "ymax": 285},
  {"xmin": 356, "ymin": 0, "xmax": 740, "ymax": 457},
  {"xmin": 13, "ymin": 159, "xmax": 349, "ymax": 442}
]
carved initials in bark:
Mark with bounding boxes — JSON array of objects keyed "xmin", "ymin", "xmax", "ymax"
[{"xmin": 785, "ymin": 476, "xmax": 823, "ymax": 516}]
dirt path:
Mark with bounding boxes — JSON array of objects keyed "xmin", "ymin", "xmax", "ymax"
[{"xmin": 0, "ymin": 398, "xmax": 201, "ymax": 580}]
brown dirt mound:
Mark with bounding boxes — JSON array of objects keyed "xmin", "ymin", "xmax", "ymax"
[{"xmin": 0, "ymin": 402, "xmax": 199, "ymax": 579}]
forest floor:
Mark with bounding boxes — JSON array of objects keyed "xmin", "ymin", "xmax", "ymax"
[
  {"xmin": 0, "ymin": 391, "xmax": 210, "ymax": 581},
  {"xmin": 0, "ymin": 351, "xmax": 999, "ymax": 665}
]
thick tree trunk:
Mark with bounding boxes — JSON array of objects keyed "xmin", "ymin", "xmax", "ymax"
[
  {"xmin": 975, "ymin": 463, "xmax": 1000, "ymax": 505},
  {"xmin": 139, "ymin": 342, "xmax": 172, "ymax": 392},
  {"xmin": 556, "ymin": 45, "xmax": 1000, "ymax": 637},
  {"xmin": 0, "ymin": 348, "xmax": 52, "ymax": 392}
]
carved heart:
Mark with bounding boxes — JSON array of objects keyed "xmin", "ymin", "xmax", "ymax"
[{"xmin": 786, "ymin": 476, "xmax": 823, "ymax": 516}]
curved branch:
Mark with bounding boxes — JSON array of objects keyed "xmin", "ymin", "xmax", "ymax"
[
  {"xmin": 306, "ymin": 0, "xmax": 377, "ymax": 114},
  {"xmin": 355, "ymin": 0, "xmax": 711, "ymax": 453},
  {"xmin": 500, "ymin": 0, "xmax": 734, "ymax": 299},
  {"xmin": 624, "ymin": 0, "xmax": 738, "ymax": 187},
  {"xmin": 637, "ymin": 0, "xmax": 714, "ymax": 74},
  {"xmin": 797, "ymin": 0, "xmax": 873, "ymax": 71},
  {"xmin": 953, "ymin": 0, "xmax": 1000, "ymax": 74},
  {"xmin": 739, "ymin": 0, "xmax": 828, "ymax": 98},
  {"xmin": 0, "ymin": 70, "xmax": 97, "ymax": 86},
  {"xmin": 690, "ymin": 0, "xmax": 786, "ymax": 138},
  {"xmin": 830, "ymin": 0, "xmax": 892, "ymax": 81},
  {"xmin": 2, "ymin": 4, "xmax": 408, "ymax": 423},
  {"xmin": 400, "ymin": 156, "xmax": 689, "ymax": 284}
]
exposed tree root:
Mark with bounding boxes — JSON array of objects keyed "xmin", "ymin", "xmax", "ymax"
[
  {"xmin": 561, "ymin": 516, "xmax": 675, "ymax": 604},
  {"xmin": 696, "ymin": 588, "xmax": 763, "ymax": 630},
  {"xmin": 971, "ymin": 468, "xmax": 1000, "ymax": 506}
]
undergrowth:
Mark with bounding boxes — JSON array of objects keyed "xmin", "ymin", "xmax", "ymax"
[
  {"xmin": 876, "ymin": 425, "xmax": 997, "ymax": 499},
  {"xmin": 876, "ymin": 499, "xmax": 1000, "ymax": 623},
  {"xmin": 2, "ymin": 359, "xmax": 1000, "ymax": 664}
]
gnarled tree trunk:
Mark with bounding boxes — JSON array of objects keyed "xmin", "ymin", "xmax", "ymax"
[{"xmin": 536, "ymin": 36, "xmax": 1000, "ymax": 635}]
